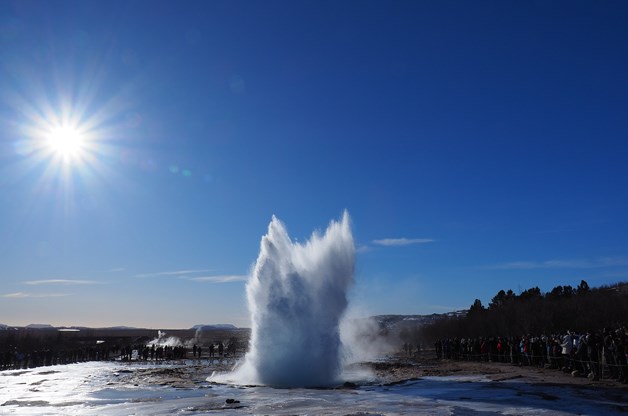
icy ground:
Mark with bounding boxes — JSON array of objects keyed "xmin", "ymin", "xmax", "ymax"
[{"xmin": 1, "ymin": 361, "xmax": 626, "ymax": 415}]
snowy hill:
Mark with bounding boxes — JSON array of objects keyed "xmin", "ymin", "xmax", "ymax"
[
  {"xmin": 25, "ymin": 323, "xmax": 55, "ymax": 329},
  {"xmin": 191, "ymin": 324, "xmax": 238, "ymax": 330}
]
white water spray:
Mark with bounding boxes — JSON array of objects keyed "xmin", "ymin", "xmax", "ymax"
[{"xmin": 229, "ymin": 212, "xmax": 355, "ymax": 387}]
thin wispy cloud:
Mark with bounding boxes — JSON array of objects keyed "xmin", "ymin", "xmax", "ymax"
[
  {"xmin": 372, "ymin": 238, "xmax": 434, "ymax": 247},
  {"xmin": 534, "ymin": 218, "xmax": 610, "ymax": 235},
  {"xmin": 356, "ymin": 245, "xmax": 372, "ymax": 254},
  {"xmin": 427, "ymin": 304, "xmax": 466, "ymax": 312},
  {"xmin": 24, "ymin": 279, "xmax": 100, "ymax": 286},
  {"xmin": 135, "ymin": 269, "xmax": 213, "ymax": 278},
  {"xmin": 485, "ymin": 256, "xmax": 628, "ymax": 270},
  {"xmin": 1, "ymin": 292, "xmax": 70, "ymax": 298},
  {"xmin": 188, "ymin": 275, "xmax": 248, "ymax": 283},
  {"xmin": 595, "ymin": 270, "xmax": 628, "ymax": 279}
]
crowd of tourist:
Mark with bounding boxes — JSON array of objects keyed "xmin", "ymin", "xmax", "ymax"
[
  {"xmin": 0, "ymin": 346, "xmax": 113, "ymax": 370},
  {"xmin": 433, "ymin": 326, "xmax": 628, "ymax": 383},
  {"xmin": 0, "ymin": 341, "xmax": 235, "ymax": 371}
]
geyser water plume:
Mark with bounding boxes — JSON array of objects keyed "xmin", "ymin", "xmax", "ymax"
[{"xmin": 233, "ymin": 212, "xmax": 355, "ymax": 387}]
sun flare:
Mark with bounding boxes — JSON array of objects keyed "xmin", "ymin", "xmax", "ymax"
[{"xmin": 46, "ymin": 125, "xmax": 85, "ymax": 159}]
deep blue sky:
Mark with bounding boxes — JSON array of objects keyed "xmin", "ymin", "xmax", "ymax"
[{"xmin": 1, "ymin": 1, "xmax": 627, "ymax": 328}]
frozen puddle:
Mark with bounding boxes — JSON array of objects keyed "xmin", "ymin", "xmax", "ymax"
[{"xmin": 1, "ymin": 361, "xmax": 626, "ymax": 415}]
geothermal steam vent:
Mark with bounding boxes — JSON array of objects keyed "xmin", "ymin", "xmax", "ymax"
[{"xmin": 238, "ymin": 212, "xmax": 355, "ymax": 387}]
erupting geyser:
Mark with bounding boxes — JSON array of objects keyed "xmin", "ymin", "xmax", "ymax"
[{"xmin": 234, "ymin": 211, "xmax": 355, "ymax": 387}]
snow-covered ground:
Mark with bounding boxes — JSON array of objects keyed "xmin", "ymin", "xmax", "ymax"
[{"xmin": 1, "ymin": 361, "xmax": 625, "ymax": 415}]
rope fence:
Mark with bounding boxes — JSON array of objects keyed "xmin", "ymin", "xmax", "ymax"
[{"xmin": 432, "ymin": 348, "xmax": 628, "ymax": 381}]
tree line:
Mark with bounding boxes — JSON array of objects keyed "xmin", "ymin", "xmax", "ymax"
[{"xmin": 419, "ymin": 280, "xmax": 628, "ymax": 342}]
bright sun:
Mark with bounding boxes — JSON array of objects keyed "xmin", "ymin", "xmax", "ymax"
[{"xmin": 46, "ymin": 125, "xmax": 85, "ymax": 159}]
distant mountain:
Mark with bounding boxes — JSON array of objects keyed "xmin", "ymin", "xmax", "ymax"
[
  {"xmin": 101, "ymin": 326, "xmax": 138, "ymax": 330},
  {"xmin": 191, "ymin": 324, "xmax": 238, "ymax": 330},
  {"xmin": 372, "ymin": 311, "xmax": 467, "ymax": 332},
  {"xmin": 0, "ymin": 324, "xmax": 8, "ymax": 330},
  {"xmin": 25, "ymin": 324, "xmax": 55, "ymax": 329}
]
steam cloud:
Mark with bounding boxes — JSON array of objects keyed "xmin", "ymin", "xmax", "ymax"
[{"xmin": 147, "ymin": 331, "xmax": 184, "ymax": 347}]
